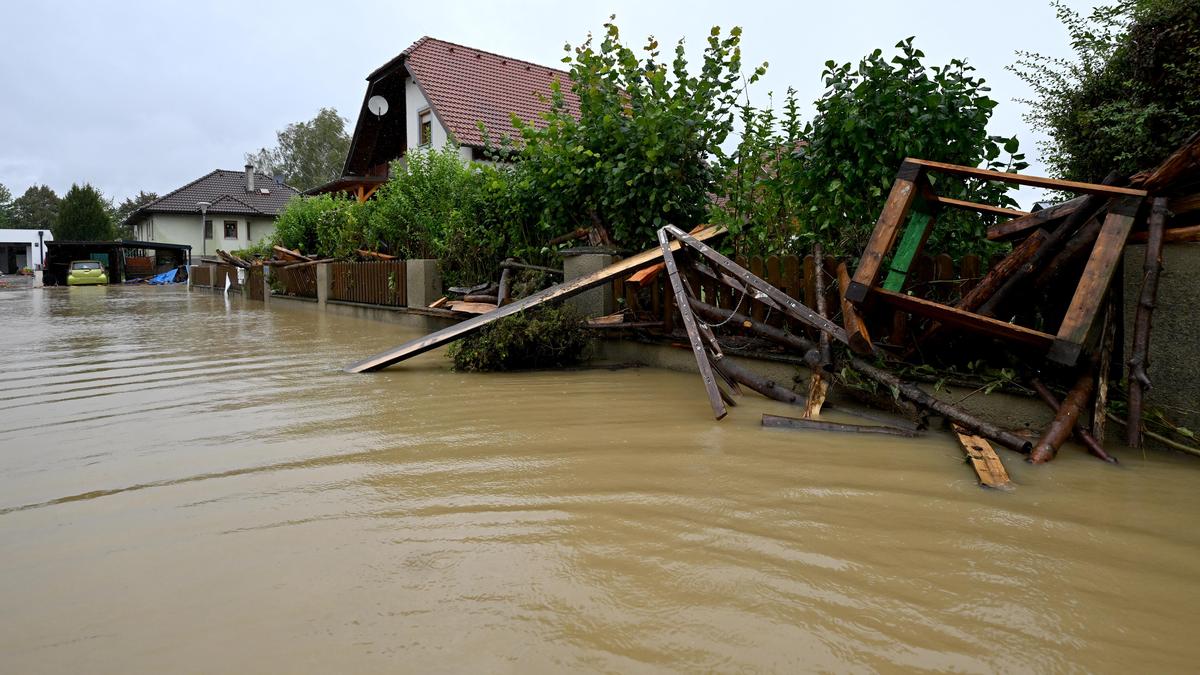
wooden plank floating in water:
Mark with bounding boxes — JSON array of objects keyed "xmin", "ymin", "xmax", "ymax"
[
  {"xmin": 762, "ymin": 414, "xmax": 922, "ymax": 438},
  {"xmin": 344, "ymin": 225, "xmax": 727, "ymax": 373},
  {"xmin": 952, "ymin": 424, "xmax": 1013, "ymax": 489}
]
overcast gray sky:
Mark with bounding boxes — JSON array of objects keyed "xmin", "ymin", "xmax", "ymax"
[{"xmin": 0, "ymin": 0, "xmax": 1100, "ymax": 209}]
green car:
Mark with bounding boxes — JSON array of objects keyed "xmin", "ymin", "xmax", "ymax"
[{"xmin": 67, "ymin": 260, "xmax": 109, "ymax": 286}]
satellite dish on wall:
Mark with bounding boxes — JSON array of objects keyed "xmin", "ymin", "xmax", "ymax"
[{"xmin": 367, "ymin": 95, "xmax": 389, "ymax": 117}]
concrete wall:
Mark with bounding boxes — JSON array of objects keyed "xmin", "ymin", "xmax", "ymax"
[
  {"xmin": 1123, "ymin": 242, "xmax": 1200, "ymax": 434},
  {"xmin": 138, "ymin": 213, "xmax": 275, "ymax": 257}
]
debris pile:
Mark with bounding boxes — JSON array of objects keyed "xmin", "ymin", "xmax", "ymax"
[{"xmin": 342, "ymin": 131, "xmax": 1200, "ymax": 486}]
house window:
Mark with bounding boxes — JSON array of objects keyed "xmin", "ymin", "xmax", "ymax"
[
  {"xmin": 419, "ymin": 109, "xmax": 432, "ymax": 146},
  {"xmin": 204, "ymin": 220, "xmax": 213, "ymax": 239},
  {"xmin": 224, "ymin": 220, "xmax": 238, "ymax": 239}
]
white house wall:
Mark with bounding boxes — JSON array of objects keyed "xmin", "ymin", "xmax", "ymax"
[
  {"xmin": 138, "ymin": 213, "xmax": 275, "ymax": 257},
  {"xmin": 405, "ymin": 74, "xmax": 473, "ymax": 163}
]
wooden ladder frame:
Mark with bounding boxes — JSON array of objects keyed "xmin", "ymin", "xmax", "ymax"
[{"xmin": 845, "ymin": 158, "xmax": 1147, "ymax": 366}]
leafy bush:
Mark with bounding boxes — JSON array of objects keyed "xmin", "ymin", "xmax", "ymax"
[
  {"xmin": 1011, "ymin": 0, "xmax": 1200, "ymax": 182},
  {"xmin": 448, "ymin": 305, "xmax": 590, "ymax": 371},
  {"xmin": 273, "ymin": 192, "xmax": 363, "ymax": 256},
  {"xmin": 510, "ymin": 19, "xmax": 764, "ymax": 251},
  {"xmin": 796, "ymin": 39, "xmax": 1024, "ymax": 259}
]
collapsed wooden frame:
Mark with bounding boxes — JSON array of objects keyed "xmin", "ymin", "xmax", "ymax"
[{"xmin": 844, "ymin": 158, "xmax": 1148, "ymax": 366}]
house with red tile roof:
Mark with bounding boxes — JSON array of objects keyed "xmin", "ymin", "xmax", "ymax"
[{"xmin": 312, "ymin": 37, "xmax": 580, "ymax": 199}]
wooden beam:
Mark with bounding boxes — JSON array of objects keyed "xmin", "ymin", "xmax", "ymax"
[
  {"xmin": 905, "ymin": 158, "xmax": 1148, "ymax": 198},
  {"xmin": 1128, "ymin": 223, "xmax": 1200, "ymax": 244},
  {"xmin": 872, "ymin": 287, "xmax": 1055, "ymax": 350},
  {"xmin": 1127, "ymin": 198, "xmax": 1169, "ymax": 447},
  {"xmin": 1049, "ymin": 197, "xmax": 1143, "ymax": 366},
  {"xmin": 659, "ymin": 229, "xmax": 727, "ymax": 420},
  {"xmin": 952, "ymin": 424, "xmax": 1012, "ymax": 489},
  {"xmin": 986, "ymin": 196, "xmax": 1087, "ymax": 241},
  {"xmin": 344, "ymin": 225, "xmax": 726, "ymax": 372},
  {"xmin": 663, "ymin": 226, "xmax": 849, "ymax": 345},
  {"xmin": 847, "ymin": 160, "xmax": 923, "ymax": 302},
  {"xmin": 762, "ymin": 414, "xmax": 922, "ymax": 437},
  {"xmin": 882, "ymin": 179, "xmax": 938, "ymax": 292},
  {"xmin": 932, "ymin": 196, "xmax": 1029, "ymax": 219},
  {"xmin": 837, "ymin": 262, "xmax": 873, "ymax": 355}
]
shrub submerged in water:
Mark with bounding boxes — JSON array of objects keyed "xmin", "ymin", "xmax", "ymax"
[{"xmin": 448, "ymin": 305, "xmax": 590, "ymax": 372}]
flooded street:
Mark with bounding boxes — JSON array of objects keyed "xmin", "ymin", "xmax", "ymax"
[{"xmin": 2, "ymin": 285, "xmax": 1199, "ymax": 673}]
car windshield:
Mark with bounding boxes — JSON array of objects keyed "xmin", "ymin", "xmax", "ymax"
[{"xmin": 72, "ymin": 261, "xmax": 102, "ymax": 270}]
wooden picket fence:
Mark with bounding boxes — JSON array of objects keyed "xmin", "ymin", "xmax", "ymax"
[
  {"xmin": 329, "ymin": 260, "xmax": 407, "ymax": 307},
  {"xmin": 275, "ymin": 264, "xmax": 318, "ymax": 298},
  {"xmin": 612, "ymin": 251, "xmax": 991, "ymax": 344},
  {"xmin": 214, "ymin": 264, "xmax": 241, "ymax": 291},
  {"xmin": 191, "ymin": 265, "xmax": 212, "ymax": 287}
]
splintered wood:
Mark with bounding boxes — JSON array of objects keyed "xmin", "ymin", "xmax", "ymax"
[{"xmin": 952, "ymin": 424, "xmax": 1012, "ymax": 489}]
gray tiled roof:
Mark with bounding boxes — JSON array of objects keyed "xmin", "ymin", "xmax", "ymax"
[{"xmin": 129, "ymin": 169, "xmax": 300, "ymax": 222}]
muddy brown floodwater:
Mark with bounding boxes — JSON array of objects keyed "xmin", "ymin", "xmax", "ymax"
[{"xmin": 2, "ymin": 285, "xmax": 1199, "ymax": 673}]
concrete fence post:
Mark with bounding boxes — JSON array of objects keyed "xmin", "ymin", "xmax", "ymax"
[
  {"xmin": 316, "ymin": 262, "xmax": 331, "ymax": 309},
  {"xmin": 561, "ymin": 248, "xmax": 617, "ymax": 318},
  {"xmin": 406, "ymin": 259, "xmax": 442, "ymax": 308}
]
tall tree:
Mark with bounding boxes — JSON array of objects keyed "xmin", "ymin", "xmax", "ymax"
[
  {"xmin": 0, "ymin": 183, "xmax": 12, "ymax": 228},
  {"xmin": 1011, "ymin": 0, "xmax": 1200, "ymax": 181},
  {"xmin": 10, "ymin": 185, "xmax": 60, "ymax": 231},
  {"xmin": 56, "ymin": 184, "xmax": 113, "ymax": 241},
  {"xmin": 111, "ymin": 191, "xmax": 159, "ymax": 239},
  {"xmin": 246, "ymin": 107, "xmax": 351, "ymax": 191}
]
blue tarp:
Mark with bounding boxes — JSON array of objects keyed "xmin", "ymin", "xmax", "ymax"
[{"xmin": 143, "ymin": 268, "xmax": 180, "ymax": 285}]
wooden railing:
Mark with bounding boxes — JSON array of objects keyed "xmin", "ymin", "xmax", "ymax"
[{"xmin": 329, "ymin": 260, "xmax": 406, "ymax": 307}]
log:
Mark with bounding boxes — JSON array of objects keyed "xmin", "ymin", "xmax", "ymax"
[
  {"xmin": 987, "ymin": 196, "xmax": 1087, "ymax": 241},
  {"xmin": 1092, "ymin": 294, "xmax": 1116, "ymax": 444},
  {"xmin": 1130, "ymin": 129, "xmax": 1200, "ymax": 192},
  {"xmin": 812, "ymin": 244, "xmax": 834, "ymax": 370},
  {"xmin": 848, "ymin": 356, "xmax": 1032, "ymax": 453},
  {"xmin": 1127, "ymin": 224, "xmax": 1200, "ymax": 244},
  {"xmin": 273, "ymin": 245, "xmax": 312, "ymax": 262},
  {"xmin": 976, "ymin": 172, "xmax": 1121, "ymax": 320},
  {"xmin": 497, "ymin": 267, "xmax": 511, "ymax": 306},
  {"xmin": 216, "ymin": 249, "xmax": 251, "ymax": 268},
  {"xmin": 1032, "ymin": 214, "xmax": 1105, "ymax": 288},
  {"xmin": 1031, "ymin": 379, "xmax": 1118, "ymax": 463},
  {"xmin": 762, "ymin": 414, "xmax": 921, "ymax": 438},
  {"xmin": 1030, "ymin": 372, "xmax": 1094, "ymax": 464},
  {"xmin": 952, "ymin": 424, "xmax": 1013, "ymax": 489},
  {"xmin": 715, "ymin": 358, "xmax": 806, "ymax": 407},
  {"xmin": 275, "ymin": 257, "xmax": 334, "ymax": 269},
  {"xmin": 916, "ymin": 228, "xmax": 1049, "ymax": 349},
  {"xmin": 463, "ymin": 294, "xmax": 499, "ymax": 304},
  {"xmin": 837, "ymin": 263, "xmax": 873, "ymax": 355},
  {"xmin": 1127, "ymin": 197, "xmax": 1169, "ymax": 447},
  {"xmin": 687, "ymin": 299, "xmax": 822, "ymax": 369}
]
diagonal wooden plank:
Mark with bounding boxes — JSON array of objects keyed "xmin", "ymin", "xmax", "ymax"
[
  {"xmin": 872, "ymin": 287, "xmax": 1055, "ymax": 350},
  {"xmin": 952, "ymin": 423, "xmax": 1012, "ymax": 489},
  {"xmin": 847, "ymin": 161, "xmax": 923, "ymax": 302},
  {"xmin": 658, "ymin": 228, "xmax": 727, "ymax": 420},
  {"xmin": 1049, "ymin": 196, "xmax": 1143, "ymax": 366},
  {"xmin": 663, "ymin": 225, "xmax": 849, "ymax": 345},
  {"xmin": 344, "ymin": 225, "xmax": 727, "ymax": 372}
]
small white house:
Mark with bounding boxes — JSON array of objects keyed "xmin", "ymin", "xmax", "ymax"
[
  {"xmin": 126, "ymin": 165, "xmax": 300, "ymax": 258},
  {"xmin": 0, "ymin": 228, "xmax": 53, "ymax": 273}
]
